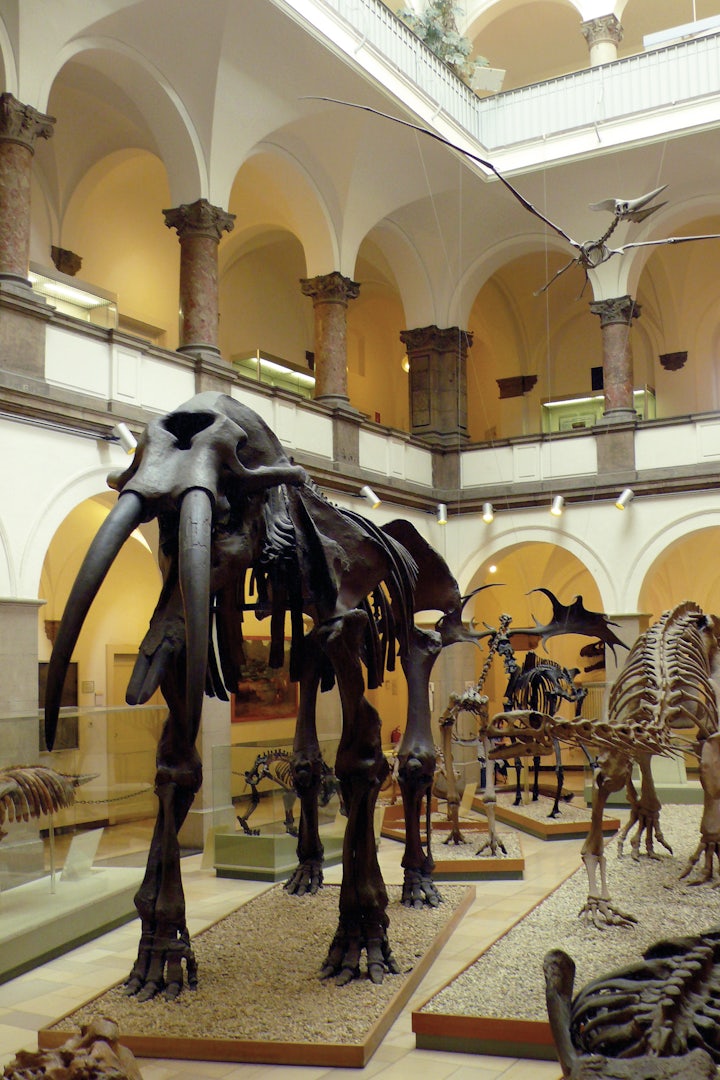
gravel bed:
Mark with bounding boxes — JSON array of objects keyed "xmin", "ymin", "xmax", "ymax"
[
  {"xmin": 50, "ymin": 884, "xmax": 469, "ymax": 1045},
  {"xmin": 433, "ymin": 827, "xmax": 522, "ymax": 862},
  {"xmin": 492, "ymin": 789, "xmax": 598, "ymax": 823},
  {"xmin": 424, "ymin": 804, "xmax": 720, "ymax": 1021}
]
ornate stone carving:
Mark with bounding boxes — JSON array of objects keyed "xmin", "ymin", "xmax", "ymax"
[
  {"xmin": 300, "ymin": 270, "xmax": 360, "ymax": 305},
  {"xmin": 589, "ymin": 294, "xmax": 640, "ymax": 327},
  {"xmin": 581, "ymin": 14, "xmax": 623, "ymax": 49},
  {"xmin": 163, "ymin": 198, "xmax": 235, "ymax": 242},
  {"xmin": 0, "ymin": 92, "xmax": 55, "ymax": 151}
]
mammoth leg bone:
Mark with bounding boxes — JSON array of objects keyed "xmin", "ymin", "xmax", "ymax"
[
  {"xmin": 398, "ymin": 626, "xmax": 443, "ymax": 908},
  {"xmin": 125, "ymin": 488, "xmax": 211, "ymax": 1001},
  {"xmin": 318, "ymin": 609, "xmax": 398, "ymax": 986},
  {"xmin": 285, "ymin": 629, "xmax": 328, "ymax": 897}
]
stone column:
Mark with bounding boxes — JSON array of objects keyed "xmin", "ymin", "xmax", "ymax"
[
  {"xmin": 400, "ymin": 324, "xmax": 471, "ymax": 445},
  {"xmin": 300, "ymin": 271, "xmax": 360, "ymax": 409},
  {"xmin": 0, "ymin": 93, "xmax": 54, "ymax": 289},
  {"xmin": 581, "ymin": 14, "xmax": 623, "ymax": 66},
  {"xmin": 163, "ymin": 198, "xmax": 235, "ymax": 362},
  {"xmin": 589, "ymin": 295, "xmax": 640, "ymax": 423}
]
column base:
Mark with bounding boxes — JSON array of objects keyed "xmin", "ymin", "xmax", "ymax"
[
  {"xmin": 596, "ymin": 408, "xmax": 637, "ymax": 425},
  {"xmin": 314, "ymin": 393, "xmax": 358, "ymax": 414}
]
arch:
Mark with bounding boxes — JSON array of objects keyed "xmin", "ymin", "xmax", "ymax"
[
  {"xmin": 450, "ymin": 230, "xmax": 568, "ymax": 327},
  {"xmin": 0, "ymin": 515, "xmax": 15, "ymax": 595},
  {"xmin": 19, "ymin": 461, "xmax": 130, "ymax": 598},
  {"xmin": 40, "ymin": 36, "xmax": 205, "ymax": 206},
  {"xmin": 0, "ymin": 13, "xmax": 18, "ymax": 95},
  {"xmin": 622, "ymin": 509, "xmax": 720, "ymax": 612},
  {"xmin": 361, "ymin": 219, "xmax": 435, "ymax": 328},
  {"xmin": 225, "ymin": 143, "xmax": 337, "ymax": 276},
  {"xmin": 455, "ymin": 520, "xmax": 617, "ymax": 611}
]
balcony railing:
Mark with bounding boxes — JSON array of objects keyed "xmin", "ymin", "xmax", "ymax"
[{"xmin": 284, "ymin": 0, "xmax": 720, "ymax": 155}]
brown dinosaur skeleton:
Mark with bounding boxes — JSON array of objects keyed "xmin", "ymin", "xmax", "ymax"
[
  {"xmin": 544, "ymin": 933, "xmax": 720, "ymax": 1079},
  {"xmin": 44, "ymin": 392, "xmax": 476, "ymax": 999},
  {"xmin": 496, "ymin": 602, "xmax": 720, "ymax": 928}
]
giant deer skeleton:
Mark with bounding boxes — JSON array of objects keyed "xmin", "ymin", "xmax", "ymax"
[{"xmin": 44, "ymin": 392, "xmax": 477, "ymax": 998}]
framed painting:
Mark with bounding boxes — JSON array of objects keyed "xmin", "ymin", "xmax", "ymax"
[{"xmin": 231, "ymin": 637, "xmax": 297, "ymax": 722}]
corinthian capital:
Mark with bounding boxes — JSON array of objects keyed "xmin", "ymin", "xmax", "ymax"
[
  {"xmin": 589, "ymin": 295, "xmax": 640, "ymax": 327},
  {"xmin": 300, "ymin": 271, "xmax": 360, "ymax": 304},
  {"xmin": 581, "ymin": 14, "xmax": 623, "ymax": 49},
  {"xmin": 163, "ymin": 198, "xmax": 235, "ymax": 242},
  {"xmin": 0, "ymin": 93, "xmax": 55, "ymax": 151}
]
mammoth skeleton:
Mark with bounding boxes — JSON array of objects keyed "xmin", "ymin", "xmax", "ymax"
[{"xmin": 45, "ymin": 392, "xmax": 476, "ymax": 999}]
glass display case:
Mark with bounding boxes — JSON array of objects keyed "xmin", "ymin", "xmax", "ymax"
[
  {"xmin": 28, "ymin": 262, "xmax": 118, "ymax": 329},
  {"xmin": 211, "ymin": 737, "xmax": 345, "ymax": 881}
]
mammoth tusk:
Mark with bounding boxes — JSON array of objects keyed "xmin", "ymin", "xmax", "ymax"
[
  {"xmin": 44, "ymin": 492, "xmax": 144, "ymax": 750},
  {"xmin": 179, "ymin": 487, "xmax": 213, "ymax": 743}
]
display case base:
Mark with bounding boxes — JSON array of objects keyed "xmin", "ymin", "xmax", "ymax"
[
  {"xmin": 0, "ymin": 866, "xmax": 142, "ymax": 983},
  {"xmin": 214, "ymin": 825, "xmax": 345, "ymax": 881}
]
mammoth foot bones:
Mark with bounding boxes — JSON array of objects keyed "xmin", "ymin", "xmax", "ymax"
[
  {"xmin": 124, "ymin": 927, "xmax": 198, "ymax": 1002},
  {"xmin": 320, "ymin": 915, "xmax": 400, "ymax": 985}
]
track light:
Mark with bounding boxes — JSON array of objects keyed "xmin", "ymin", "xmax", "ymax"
[
  {"xmin": 113, "ymin": 422, "xmax": 137, "ymax": 454},
  {"xmin": 436, "ymin": 503, "xmax": 448, "ymax": 525},
  {"xmin": 615, "ymin": 487, "xmax": 635, "ymax": 510},
  {"xmin": 550, "ymin": 495, "xmax": 565, "ymax": 517},
  {"xmin": 482, "ymin": 502, "xmax": 494, "ymax": 523},
  {"xmin": 360, "ymin": 484, "xmax": 381, "ymax": 509}
]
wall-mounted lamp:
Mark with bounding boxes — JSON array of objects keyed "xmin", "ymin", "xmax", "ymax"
[
  {"xmin": 360, "ymin": 484, "xmax": 381, "ymax": 509},
  {"xmin": 615, "ymin": 487, "xmax": 635, "ymax": 510},
  {"xmin": 113, "ymin": 422, "xmax": 137, "ymax": 454},
  {"xmin": 482, "ymin": 502, "xmax": 494, "ymax": 523},
  {"xmin": 401, "ymin": 355, "xmax": 410, "ymax": 373},
  {"xmin": 436, "ymin": 503, "xmax": 448, "ymax": 525},
  {"xmin": 550, "ymin": 495, "xmax": 565, "ymax": 517}
]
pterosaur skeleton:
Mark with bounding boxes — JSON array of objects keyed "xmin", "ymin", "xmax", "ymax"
[{"xmin": 307, "ymin": 98, "xmax": 720, "ymax": 294}]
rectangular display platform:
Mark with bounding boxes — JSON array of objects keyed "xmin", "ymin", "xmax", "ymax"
[
  {"xmin": 39, "ymin": 882, "xmax": 475, "ymax": 1068},
  {"xmin": 472, "ymin": 793, "xmax": 621, "ymax": 840},
  {"xmin": 381, "ymin": 804, "xmax": 525, "ymax": 880}
]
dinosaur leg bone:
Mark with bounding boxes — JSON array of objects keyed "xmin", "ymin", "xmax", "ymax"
[
  {"xmin": 617, "ymin": 753, "xmax": 671, "ymax": 861},
  {"xmin": 682, "ymin": 732, "xmax": 720, "ymax": 884},
  {"xmin": 579, "ymin": 764, "xmax": 637, "ymax": 929}
]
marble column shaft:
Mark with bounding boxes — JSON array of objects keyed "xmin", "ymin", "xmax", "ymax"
[
  {"xmin": 163, "ymin": 198, "xmax": 235, "ymax": 353},
  {"xmin": 589, "ymin": 295, "xmax": 640, "ymax": 420},
  {"xmin": 300, "ymin": 271, "xmax": 360, "ymax": 405},
  {"xmin": 0, "ymin": 93, "xmax": 54, "ymax": 282}
]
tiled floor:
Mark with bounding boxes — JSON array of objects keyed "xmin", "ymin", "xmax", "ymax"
[{"xmin": 0, "ymin": 811, "xmax": 600, "ymax": 1079}]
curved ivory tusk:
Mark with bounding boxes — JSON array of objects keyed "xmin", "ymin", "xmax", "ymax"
[
  {"xmin": 179, "ymin": 487, "xmax": 212, "ymax": 744},
  {"xmin": 44, "ymin": 492, "xmax": 144, "ymax": 750}
]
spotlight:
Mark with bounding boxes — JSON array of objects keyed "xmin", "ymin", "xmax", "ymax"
[
  {"xmin": 113, "ymin": 422, "xmax": 137, "ymax": 454},
  {"xmin": 437, "ymin": 503, "xmax": 448, "ymax": 525},
  {"xmin": 360, "ymin": 484, "xmax": 381, "ymax": 509},
  {"xmin": 482, "ymin": 502, "xmax": 494, "ymax": 523},
  {"xmin": 550, "ymin": 495, "xmax": 565, "ymax": 517},
  {"xmin": 615, "ymin": 487, "xmax": 635, "ymax": 510},
  {"xmin": 401, "ymin": 355, "xmax": 410, "ymax": 373}
]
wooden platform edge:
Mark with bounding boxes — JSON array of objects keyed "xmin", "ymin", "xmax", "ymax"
[
  {"xmin": 471, "ymin": 795, "xmax": 620, "ymax": 839},
  {"xmin": 39, "ymin": 885, "xmax": 476, "ymax": 1069}
]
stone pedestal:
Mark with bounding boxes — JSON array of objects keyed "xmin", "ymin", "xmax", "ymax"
[
  {"xmin": 0, "ymin": 598, "xmax": 46, "ymax": 887},
  {"xmin": 590, "ymin": 295, "xmax": 640, "ymax": 423},
  {"xmin": 163, "ymin": 199, "xmax": 235, "ymax": 363},
  {"xmin": 581, "ymin": 14, "xmax": 623, "ymax": 66},
  {"xmin": 0, "ymin": 94, "xmax": 54, "ymax": 287},
  {"xmin": 401, "ymin": 325, "xmax": 471, "ymax": 446},
  {"xmin": 300, "ymin": 271, "xmax": 360, "ymax": 408}
]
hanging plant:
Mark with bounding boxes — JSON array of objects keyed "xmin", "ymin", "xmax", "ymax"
[{"xmin": 399, "ymin": 1, "xmax": 488, "ymax": 84}]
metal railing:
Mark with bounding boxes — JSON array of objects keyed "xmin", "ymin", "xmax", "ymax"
[{"xmin": 290, "ymin": 0, "xmax": 720, "ymax": 152}]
